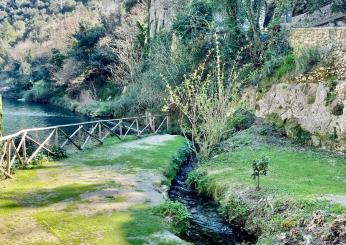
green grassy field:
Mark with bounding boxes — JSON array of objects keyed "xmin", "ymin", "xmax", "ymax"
[
  {"xmin": 190, "ymin": 126, "xmax": 346, "ymax": 244},
  {"xmin": 201, "ymin": 145, "xmax": 346, "ymax": 197},
  {"xmin": 0, "ymin": 135, "xmax": 189, "ymax": 245}
]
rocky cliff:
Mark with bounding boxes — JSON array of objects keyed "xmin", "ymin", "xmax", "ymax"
[
  {"xmin": 241, "ymin": 26, "xmax": 346, "ymax": 153},
  {"xmin": 257, "ymin": 80, "xmax": 345, "ymax": 152}
]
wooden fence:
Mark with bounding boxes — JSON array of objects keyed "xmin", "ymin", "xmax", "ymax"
[{"xmin": 0, "ymin": 114, "xmax": 169, "ymax": 179}]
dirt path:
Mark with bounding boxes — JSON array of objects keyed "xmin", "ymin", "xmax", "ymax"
[{"xmin": 0, "ymin": 135, "xmax": 189, "ymax": 245}]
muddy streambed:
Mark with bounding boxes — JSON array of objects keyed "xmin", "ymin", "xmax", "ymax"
[{"xmin": 168, "ymin": 157, "xmax": 254, "ymax": 245}]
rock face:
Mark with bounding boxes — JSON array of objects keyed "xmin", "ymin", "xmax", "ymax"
[
  {"xmin": 149, "ymin": 0, "xmax": 184, "ymax": 37},
  {"xmin": 255, "ymin": 81, "xmax": 346, "ymax": 151}
]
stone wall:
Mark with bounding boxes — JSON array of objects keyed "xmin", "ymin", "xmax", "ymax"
[
  {"xmin": 288, "ymin": 27, "xmax": 346, "ymax": 63},
  {"xmin": 285, "ymin": 4, "xmax": 346, "ymax": 28}
]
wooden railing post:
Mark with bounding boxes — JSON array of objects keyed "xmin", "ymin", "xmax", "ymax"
[
  {"xmin": 98, "ymin": 123, "xmax": 102, "ymax": 139},
  {"xmin": 119, "ymin": 120, "xmax": 123, "ymax": 137},
  {"xmin": 151, "ymin": 116, "xmax": 155, "ymax": 132},
  {"xmin": 55, "ymin": 128, "xmax": 59, "ymax": 146},
  {"xmin": 6, "ymin": 139, "xmax": 11, "ymax": 176},
  {"xmin": 136, "ymin": 119, "xmax": 139, "ymax": 136},
  {"xmin": 166, "ymin": 116, "xmax": 170, "ymax": 132}
]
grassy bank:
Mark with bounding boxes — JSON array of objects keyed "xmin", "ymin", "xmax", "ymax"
[
  {"xmin": 188, "ymin": 125, "xmax": 346, "ymax": 244},
  {"xmin": 0, "ymin": 135, "xmax": 190, "ymax": 244}
]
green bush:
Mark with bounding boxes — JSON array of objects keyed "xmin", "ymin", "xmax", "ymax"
[
  {"xmin": 24, "ymin": 80, "xmax": 53, "ymax": 103},
  {"xmin": 295, "ymin": 47, "xmax": 320, "ymax": 74},
  {"xmin": 273, "ymin": 54, "xmax": 295, "ymax": 79},
  {"xmin": 51, "ymin": 146, "xmax": 67, "ymax": 160},
  {"xmin": 265, "ymin": 114, "xmax": 311, "ymax": 145},
  {"xmin": 154, "ymin": 201, "xmax": 189, "ymax": 235},
  {"xmin": 163, "ymin": 142, "xmax": 192, "ymax": 186},
  {"xmin": 219, "ymin": 196, "xmax": 248, "ymax": 227},
  {"xmin": 228, "ymin": 107, "xmax": 256, "ymax": 132},
  {"xmin": 187, "ymin": 170, "xmax": 208, "ymax": 194},
  {"xmin": 325, "ymin": 79, "xmax": 338, "ymax": 106},
  {"xmin": 31, "ymin": 153, "xmax": 50, "ymax": 166}
]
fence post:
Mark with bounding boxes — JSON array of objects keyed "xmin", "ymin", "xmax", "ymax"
[
  {"xmin": 55, "ymin": 128, "xmax": 59, "ymax": 146},
  {"xmin": 119, "ymin": 120, "xmax": 123, "ymax": 137},
  {"xmin": 23, "ymin": 133, "xmax": 27, "ymax": 162},
  {"xmin": 6, "ymin": 139, "xmax": 11, "ymax": 175},
  {"xmin": 98, "ymin": 122, "xmax": 102, "ymax": 139},
  {"xmin": 152, "ymin": 116, "xmax": 155, "ymax": 132},
  {"xmin": 166, "ymin": 116, "xmax": 170, "ymax": 133}
]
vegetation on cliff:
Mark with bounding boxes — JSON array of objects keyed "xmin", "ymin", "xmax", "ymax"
[{"xmin": 1, "ymin": 0, "xmax": 339, "ymax": 118}]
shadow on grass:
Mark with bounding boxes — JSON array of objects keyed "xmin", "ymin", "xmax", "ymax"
[
  {"xmin": 0, "ymin": 181, "xmax": 117, "ymax": 210},
  {"xmin": 33, "ymin": 204, "xmax": 168, "ymax": 244},
  {"xmin": 20, "ymin": 164, "xmax": 61, "ymax": 170},
  {"xmin": 121, "ymin": 205, "xmax": 168, "ymax": 245}
]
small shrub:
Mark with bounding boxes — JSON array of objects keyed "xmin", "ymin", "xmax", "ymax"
[
  {"xmin": 265, "ymin": 113, "xmax": 286, "ymax": 134},
  {"xmin": 265, "ymin": 114, "xmax": 311, "ymax": 145},
  {"xmin": 251, "ymin": 156, "xmax": 269, "ymax": 190},
  {"xmin": 220, "ymin": 196, "xmax": 248, "ymax": 226},
  {"xmin": 273, "ymin": 54, "xmax": 295, "ymax": 79},
  {"xmin": 154, "ymin": 201, "xmax": 189, "ymax": 235},
  {"xmin": 295, "ymin": 47, "xmax": 320, "ymax": 74},
  {"xmin": 332, "ymin": 103, "xmax": 344, "ymax": 116},
  {"xmin": 51, "ymin": 146, "xmax": 67, "ymax": 160},
  {"xmin": 228, "ymin": 107, "xmax": 256, "ymax": 132},
  {"xmin": 187, "ymin": 170, "xmax": 208, "ymax": 194},
  {"xmin": 325, "ymin": 79, "xmax": 338, "ymax": 106},
  {"xmin": 285, "ymin": 120, "xmax": 312, "ymax": 145},
  {"xmin": 31, "ymin": 153, "xmax": 50, "ymax": 166},
  {"xmin": 163, "ymin": 142, "xmax": 192, "ymax": 186},
  {"xmin": 281, "ymin": 217, "xmax": 297, "ymax": 231}
]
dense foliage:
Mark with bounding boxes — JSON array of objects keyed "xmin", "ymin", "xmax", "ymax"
[{"xmin": 0, "ymin": 0, "xmax": 335, "ymax": 119}]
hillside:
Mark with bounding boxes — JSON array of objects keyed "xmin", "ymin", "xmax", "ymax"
[{"xmin": 0, "ymin": 0, "xmax": 147, "ymax": 116}]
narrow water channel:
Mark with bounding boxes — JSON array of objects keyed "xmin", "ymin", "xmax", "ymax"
[
  {"xmin": 169, "ymin": 157, "xmax": 253, "ymax": 245},
  {"xmin": 2, "ymin": 99, "xmax": 252, "ymax": 244}
]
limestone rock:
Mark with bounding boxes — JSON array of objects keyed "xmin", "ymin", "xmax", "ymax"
[{"xmin": 254, "ymin": 80, "xmax": 346, "ymax": 152}]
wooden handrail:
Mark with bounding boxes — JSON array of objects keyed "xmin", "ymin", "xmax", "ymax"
[
  {"xmin": 0, "ymin": 115, "xmax": 165, "ymax": 141},
  {"xmin": 0, "ymin": 115, "xmax": 169, "ymax": 179}
]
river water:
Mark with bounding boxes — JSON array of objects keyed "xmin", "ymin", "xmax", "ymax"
[{"xmin": 2, "ymin": 99, "xmax": 90, "ymax": 136}]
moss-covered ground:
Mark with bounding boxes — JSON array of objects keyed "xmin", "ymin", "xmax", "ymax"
[
  {"xmin": 190, "ymin": 125, "xmax": 346, "ymax": 244},
  {"xmin": 0, "ymin": 135, "xmax": 189, "ymax": 245}
]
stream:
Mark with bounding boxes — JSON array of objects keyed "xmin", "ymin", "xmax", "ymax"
[
  {"xmin": 169, "ymin": 157, "xmax": 253, "ymax": 244},
  {"xmin": 3, "ymin": 99, "xmax": 252, "ymax": 244}
]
